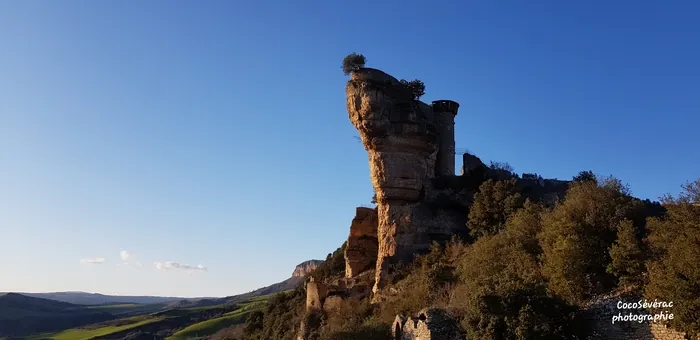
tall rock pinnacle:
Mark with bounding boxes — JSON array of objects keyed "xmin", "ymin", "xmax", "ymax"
[{"xmin": 345, "ymin": 67, "xmax": 461, "ymax": 298}]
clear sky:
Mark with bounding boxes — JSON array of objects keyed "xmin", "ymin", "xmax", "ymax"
[{"xmin": 1, "ymin": 1, "xmax": 698, "ymax": 298}]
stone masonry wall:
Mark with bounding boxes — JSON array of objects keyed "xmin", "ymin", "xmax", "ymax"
[
  {"xmin": 392, "ymin": 308, "xmax": 463, "ymax": 340},
  {"xmin": 305, "ymin": 279, "xmax": 327, "ymax": 311},
  {"xmin": 585, "ymin": 291, "xmax": 697, "ymax": 340}
]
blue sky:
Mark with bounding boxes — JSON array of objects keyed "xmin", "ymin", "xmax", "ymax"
[{"xmin": 1, "ymin": 1, "xmax": 698, "ymax": 298}]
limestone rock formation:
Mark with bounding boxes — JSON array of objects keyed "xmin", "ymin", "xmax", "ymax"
[
  {"xmin": 344, "ymin": 207, "xmax": 379, "ymax": 278},
  {"xmin": 392, "ymin": 308, "xmax": 463, "ymax": 340},
  {"xmin": 345, "ymin": 67, "xmax": 467, "ymax": 296},
  {"xmin": 292, "ymin": 260, "xmax": 324, "ymax": 278}
]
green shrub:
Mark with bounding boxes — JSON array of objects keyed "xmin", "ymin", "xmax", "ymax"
[
  {"xmin": 399, "ymin": 79, "xmax": 425, "ymax": 100},
  {"xmin": 607, "ymin": 219, "xmax": 646, "ymax": 286},
  {"xmin": 644, "ymin": 179, "xmax": 700, "ymax": 335},
  {"xmin": 572, "ymin": 170, "xmax": 596, "ymax": 183},
  {"xmin": 320, "ymin": 320, "xmax": 391, "ymax": 340},
  {"xmin": 468, "ymin": 178, "xmax": 524, "ymax": 238},
  {"xmin": 237, "ymin": 287, "xmax": 305, "ymax": 340},
  {"xmin": 341, "ymin": 53, "xmax": 366, "ymax": 75},
  {"xmin": 451, "ymin": 205, "xmax": 584, "ymax": 339},
  {"xmin": 539, "ymin": 177, "xmax": 646, "ymax": 304}
]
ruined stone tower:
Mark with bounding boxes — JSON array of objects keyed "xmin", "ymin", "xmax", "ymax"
[
  {"xmin": 345, "ymin": 67, "xmax": 468, "ymax": 298},
  {"xmin": 433, "ymin": 100, "xmax": 460, "ymax": 177}
]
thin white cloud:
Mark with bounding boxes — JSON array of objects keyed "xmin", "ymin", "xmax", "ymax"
[
  {"xmin": 120, "ymin": 250, "xmax": 131, "ymax": 261},
  {"xmin": 154, "ymin": 261, "xmax": 207, "ymax": 272},
  {"xmin": 80, "ymin": 257, "xmax": 105, "ymax": 264},
  {"xmin": 116, "ymin": 251, "xmax": 142, "ymax": 269}
]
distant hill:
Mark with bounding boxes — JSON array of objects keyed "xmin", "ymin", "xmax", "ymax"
[
  {"xmin": 5, "ymin": 259, "xmax": 324, "ymax": 310},
  {"xmin": 0, "ymin": 293, "xmax": 113, "ymax": 337},
  {"xmin": 291, "ymin": 260, "xmax": 324, "ymax": 277},
  {"xmin": 221, "ymin": 259, "xmax": 323, "ymax": 304},
  {"xmin": 2, "ymin": 260, "xmax": 323, "ymax": 338},
  {"xmin": 3, "ymin": 291, "xmax": 208, "ymax": 306}
]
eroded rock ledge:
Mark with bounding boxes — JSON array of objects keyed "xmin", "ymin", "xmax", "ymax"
[{"xmin": 344, "ymin": 207, "xmax": 379, "ymax": 278}]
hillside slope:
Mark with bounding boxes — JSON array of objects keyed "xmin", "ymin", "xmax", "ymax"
[{"xmin": 0, "ymin": 293, "xmax": 114, "ymax": 337}]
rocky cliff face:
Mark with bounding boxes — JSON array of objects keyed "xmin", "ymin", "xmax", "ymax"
[
  {"xmin": 292, "ymin": 260, "xmax": 324, "ymax": 278},
  {"xmin": 345, "ymin": 68, "xmax": 470, "ymax": 298},
  {"xmin": 344, "ymin": 207, "xmax": 379, "ymax": 278}
]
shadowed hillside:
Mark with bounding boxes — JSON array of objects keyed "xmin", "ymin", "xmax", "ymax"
[{"xmin": 0, "ymin": 293, "xmax": 114, "ymax": 337}]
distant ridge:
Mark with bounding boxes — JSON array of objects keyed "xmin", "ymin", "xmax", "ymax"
[
  {"xmin": 0, "ymin": 291, "xmax": 211, "ymax": 305},
  {"xmin": 0, "ymin": 293, "xmax": 113, "ymax": 337}
]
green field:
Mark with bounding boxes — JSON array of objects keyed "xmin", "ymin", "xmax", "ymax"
[
  {"xmin": 26, "ymin": 292, "xmax": 280, "ymax": 340},
  {"xmin": 26, "ymin": 315, "xmax": 164, "ymax": 340},
  {"xmin": 166, "ymin": 299, "xmax": 268, "ymax": 340}
]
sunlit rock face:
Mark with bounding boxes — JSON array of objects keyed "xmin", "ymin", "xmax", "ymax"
[
  {"xmin": 345, "ymin": 68, "xmax": 464, "ymax": 297},
  {"xmin": 346, "ymin": 68, "xmax": 439, "ymax": 203},
  {"xmin": 344, "ymin": 207, "xmax": 379, "ymax": 278},
  {"xmin": 292, "ymin": 260, "xmax": 324, "ymax": 278}
]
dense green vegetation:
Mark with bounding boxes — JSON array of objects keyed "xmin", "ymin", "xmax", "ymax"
[{"xmin": 217, "ymin": 174, "xmax": 699, "ymax": 340}]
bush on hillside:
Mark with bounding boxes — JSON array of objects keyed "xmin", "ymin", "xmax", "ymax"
[
  {"xmin": 376, "ymin": 240, "xmax": 466, "ymax": 323},
  {"xmin": 572, "ymin": 170, "xmax": 596, "ymax": 183},
  {"xmin": 238, "ymin": 287, "xmax": 305, "ymax": 340},
  {"xmin": 243, "ymin": 310, "xmax": 264, "ymax": 333},
  {"xmin": 451, "ymin": 202, "xmax": 584, "ymax": 339},
  {"xmin": 644, "ymin": 179, "xmax": 700, "ymax": 335},
  {"xmin": 468, "ymin": 178, "xmax": 524, "ymax": 238},
  {"xmin": 538, "ymin": 177, "xmax": 647, "ymax": 304},
  {"xmin": 607, "ymin": 219, "xmax": 646, "ymax": 286}
]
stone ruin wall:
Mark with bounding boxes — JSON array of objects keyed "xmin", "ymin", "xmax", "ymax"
[
  {"xmin": 584, "ymin": 291, "xmax": 698, "ymax": 340},
  {"xmin": 304, "ymin": 279, "xmax": 327, "ymax": 311},
  {"xmin": 392, "ymin": 308, "xmax": 463, "ymax": 340}
]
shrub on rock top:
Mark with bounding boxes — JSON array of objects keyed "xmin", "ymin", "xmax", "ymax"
[
  {"xmin": 400, "ymin": 79, "xmax": 426, "ymax": 100},
  {"xmin": 342, "ymin": 53, "xmax": 366, "ymax": 75}
]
